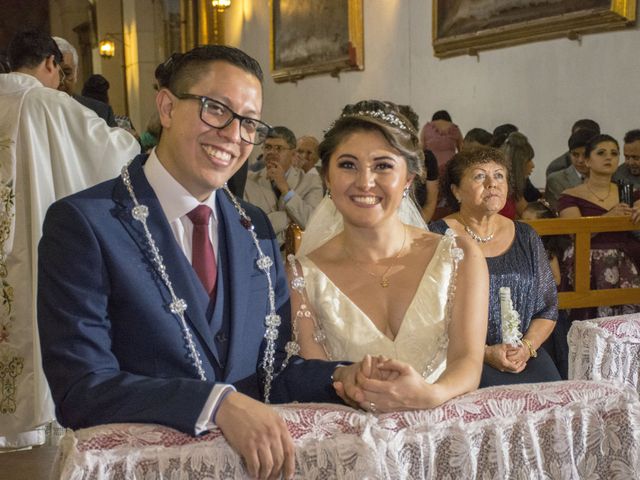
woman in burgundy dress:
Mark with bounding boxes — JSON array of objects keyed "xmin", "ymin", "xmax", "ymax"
[{"xmin": 558, "ymin": 134, "xmax": 640, "ymax": 319}]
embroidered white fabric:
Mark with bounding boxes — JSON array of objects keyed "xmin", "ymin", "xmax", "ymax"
[
  {"xmin": 296, "ymin": 195, "xmax": 428, "ymax": 257},
  {"xmin": 568, "ymin": 312, "xmax": 640, "ymax": 393},
  {"xmin": 52, "ymin": 380, "xmax": 640, "ymax": 479}
]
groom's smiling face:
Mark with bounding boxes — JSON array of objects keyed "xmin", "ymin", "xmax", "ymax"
[{"xmin": 325, "ymin": 129, "xmax": 413, "ymax": 227}]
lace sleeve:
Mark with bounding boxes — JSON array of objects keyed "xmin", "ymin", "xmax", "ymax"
[{"xmin": 286, "ymin": 255, "xmax": 331, "ymax": 360}]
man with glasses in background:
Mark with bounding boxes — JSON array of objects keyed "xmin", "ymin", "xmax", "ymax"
[
  {"xmin": 244, "ymin": 126, "xmax": 323, "ymax": 246},
  {"xmin": 38, "ymin": 45, "xmax": 344, "ymax": 479},
  {"xmin": 0, "ymin": 29, "xmax": 139, "ymax": 449}
]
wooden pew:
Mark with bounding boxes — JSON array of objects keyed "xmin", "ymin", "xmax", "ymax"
[
  {"xmin": 522, "ymin": 216, "xmax": 639, "ymax": 309},
  {"xmin": 286, "ymin": 217, "xmax": 639, "ymax": 309}
]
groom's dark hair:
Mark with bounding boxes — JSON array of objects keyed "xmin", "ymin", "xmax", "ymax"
[{"xmin": 155, "ymin": 45, "xmax": 263, "ymax": 94}]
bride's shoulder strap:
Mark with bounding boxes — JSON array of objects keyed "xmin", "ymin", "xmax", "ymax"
[{"xmin": 285, "ymin": 254, "xmax": 332, "ymax": 360}]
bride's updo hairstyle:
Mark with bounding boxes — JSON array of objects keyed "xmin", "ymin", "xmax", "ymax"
[
  {"xmin": 319, "ymin": 100, "xmax": 425, "ymax": 183},
  {"xmin": 154, "ymin": 45, "xmax": 263, "ymax": 93}
]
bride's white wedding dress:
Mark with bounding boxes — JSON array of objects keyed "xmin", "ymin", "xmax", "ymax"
[{"xmin": 293, "ymin": 230, "xmax": 461, "ymax": 383}]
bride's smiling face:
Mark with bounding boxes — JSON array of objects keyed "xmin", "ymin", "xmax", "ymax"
[{"xmin": 325, "ymin": 130, "xmax": 414, "ymax": 227}]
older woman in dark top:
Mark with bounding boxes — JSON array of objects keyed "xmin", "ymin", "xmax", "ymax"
[{"xmin": 430, "ymin": 146, "xmax": 561, "ymax": 386}]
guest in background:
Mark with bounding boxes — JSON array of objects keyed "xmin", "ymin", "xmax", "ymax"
[
  {"xmin": 399, "ymin": 104, "xmax": 439, "ymax": 221},
  {"xmin": 420, "ymin": 109, "xmax": 463, "ymax": 172},
  {"xmin": 546, "ymin": 119, "xmax": 600, "ymax": 177},
  {"xmin": 490, "ymin": 123, "xmax": 518, "ymax": 148},
  {"xmin": 83, "ymin": 73, "xmax": 138, "ymax": 137},
  {"xmin": 244, "ymin": 126, "xmax": 323, "ymax": 245},
  {"xmin": 545, "ymin": 129, "xmax": 594, "ymax": 211},
  {"xmin": 53, "ymin": 37, "xmax": 117, "ymax": 127},
  {"xmin": 81, "ymin": 73, "xmax": 110, "ymax": 104},
  {"xmin": 463, "ymin": 128, "xmax": 493, "ymax": 149},
  {"xmin": 295, "ymin": 135, "xmax": 321, "ymax": 175},
  {"xmin": 499, "ymin": 132, "xmax": 540, "ymax": 219},
  {"xmin": 613, "ymin": 129, "xmax": 640, "ymax": 188},
  {"xmin": 558, "ymin": 134, "xmax": 640, "ymax": 319},
  {"xmin": 430, "ymin": 146, "xmax": 561, "ymax": 387}
]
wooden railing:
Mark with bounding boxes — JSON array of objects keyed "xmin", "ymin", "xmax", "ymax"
[
  {"xmin": 523, "ymin": 216, "xmax": 639, "ymax": 309},
  {"xmin": 286, "ymin": 217, "xmax": 639, "ymax": 310},
  {"xmin": 284, "ymin": 223, "xmax": 304, "ymax": 258}
]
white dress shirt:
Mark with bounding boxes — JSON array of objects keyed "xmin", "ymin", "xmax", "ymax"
[{"xmin": 144, "ymin": 150, "xmax": 235, "ymax": 433}]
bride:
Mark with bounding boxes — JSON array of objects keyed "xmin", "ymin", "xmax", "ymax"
[{"xmin": 287, "ymin": 100, "xmax": 489, "ymax": 413}]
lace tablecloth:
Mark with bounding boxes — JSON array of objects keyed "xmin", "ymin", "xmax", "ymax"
[
  {"xmin": 568, "ymin": 313, "xmax": 640, "ymax": 392},
  {"xmin": 52, "ymin": 380, "xmax": 640, "ymax": 479}
]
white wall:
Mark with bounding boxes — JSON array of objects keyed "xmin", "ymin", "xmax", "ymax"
[{"xmin": 228, "ymin": 0, "xmax": 640, "ymax": 188}]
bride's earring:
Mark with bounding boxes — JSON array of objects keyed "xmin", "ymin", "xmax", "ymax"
[
  {"xmin": 327, "ymin": 189, "xmax": 332, "ymax": 199},
  {"xmin": 402, "ymin": 187, "xmax": 409, "ymax": 199}
]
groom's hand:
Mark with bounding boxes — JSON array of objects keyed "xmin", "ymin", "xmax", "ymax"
[
  {"xmin": 333, "ymin": 355, "xmax": 389, "ymax": 407},
  {"xmin": 215, "ymin": 392, "xmax": 295, "ymax": 480},
  {"xmin": 332, "ymin": 362, "xmax": 366, "ymax": 407}
]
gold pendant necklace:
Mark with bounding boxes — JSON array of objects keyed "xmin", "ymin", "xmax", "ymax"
[
  {"xmin": 586, "ymin": 182, "xmax": 612, "ymax": 202},
  {"xmin": 345, "ymin": 226, "xmax": 407, "ymax": 288}
]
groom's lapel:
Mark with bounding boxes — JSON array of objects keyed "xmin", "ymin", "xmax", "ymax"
[
  {"xmin": 112, "ymin": 155, "xmax": 219, "ymax": 364},
  {"xmin": 217, "ymin": 191, "xmax": 257, "ymax": 379}
]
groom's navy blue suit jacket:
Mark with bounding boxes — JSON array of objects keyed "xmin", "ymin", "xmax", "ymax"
[{"xmin": 38, "ymin": 154, "xmax": 340, "ymax": 435}]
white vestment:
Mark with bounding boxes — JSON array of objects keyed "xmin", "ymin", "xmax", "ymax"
[{"xmin": 0, "ymin": 72, "xmax": 140, "ymax": 447}]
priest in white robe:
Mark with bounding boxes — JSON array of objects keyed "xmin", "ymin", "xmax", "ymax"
[{"xmin": 0, "ymin": 30, "xmax": 140, "ymax": 448}]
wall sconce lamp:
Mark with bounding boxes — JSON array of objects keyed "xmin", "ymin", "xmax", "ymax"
[
  {"xmin": 212, "ymin": 0, "xmax": 231, "ymax": 12},
  {"xmin": 98, "ymin": 37, "xmax": 116, "ymax": 58}
]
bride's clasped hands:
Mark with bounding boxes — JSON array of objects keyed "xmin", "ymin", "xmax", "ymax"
[{"xmin": 332, "ymin": 354, "xmax": 448, "ymax": 413}]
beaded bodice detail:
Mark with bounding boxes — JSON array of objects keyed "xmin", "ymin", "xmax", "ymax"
[{"xmin": 289, "ymin": 230, "xmax": 462, "ymax": 383}]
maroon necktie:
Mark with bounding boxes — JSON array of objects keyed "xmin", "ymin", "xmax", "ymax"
[{"xmin": 187, "ymin": 205, "xmax": 217, "ymax": 297}]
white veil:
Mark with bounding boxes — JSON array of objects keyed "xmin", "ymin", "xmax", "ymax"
[{"xmin": 296, "ymin": 194, "xmax": 429, "ymax": 257}]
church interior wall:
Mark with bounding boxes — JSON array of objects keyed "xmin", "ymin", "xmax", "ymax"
[
  {"xmin": 36, "ymin": 0, "xmax": 640, "ymax": 188},
  {"xmin": 228, "ymin": 0, "xmax": 640, "ymax": 188}
]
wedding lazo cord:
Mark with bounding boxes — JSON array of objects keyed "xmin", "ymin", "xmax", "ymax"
[{"xmin": 121, "ymin": 163, "xmax": 292, "ymax": 403}]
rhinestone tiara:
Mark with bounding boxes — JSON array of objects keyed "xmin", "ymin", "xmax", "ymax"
[{"xmin": 326, "ymin": 109, "xmax": 417, "ymax": 135}]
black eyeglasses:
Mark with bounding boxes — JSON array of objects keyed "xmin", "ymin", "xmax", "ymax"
[{"xmin": 174, "ymin": 92, "xmax": 271, "ymax": 145}]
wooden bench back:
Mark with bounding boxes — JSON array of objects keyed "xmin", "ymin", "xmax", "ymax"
[
  {"xmin": 286, "ymin": 216, "xmax": 639, "ymax": 310},
  {"xmin": 522, "ymin": 216, "xmax": 639, "ymax": 309}
]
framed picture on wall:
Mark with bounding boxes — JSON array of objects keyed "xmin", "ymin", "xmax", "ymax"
[
  {"xmin": 270, "ymin": 0, "xmax": 364, "ymax": 83},
  {"xmin": 433, "ymin": 0, "xmax": 637, "ymax": 58}
]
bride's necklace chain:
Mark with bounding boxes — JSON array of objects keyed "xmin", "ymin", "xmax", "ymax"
[
  {"xmin": 586, "ymin": 182, "xmax": 612, "ymax": 202},
  {"xmin": 344, "ymin": 226, "xmax": 407, "ymax": 288},
  {"xmin": 120, "ymin": 164, "xmax": 282, "ymax": 403},
  {"xmin": 458, "ymin": 214, "xmax": 494, "ymax": 244}
]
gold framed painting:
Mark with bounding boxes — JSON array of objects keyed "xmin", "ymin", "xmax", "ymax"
[
  {"xmin": 270, "ymin": 0, "xmax": 364, "ymax": 83},
  {"xmin": 433, "ymin": 0, "xmax": 637, "ymax": 58}
]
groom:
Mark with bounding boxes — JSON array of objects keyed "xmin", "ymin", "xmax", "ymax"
[{"xmin": 37, "ymin": 45, "xmax": 342, "ymax": 479}]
